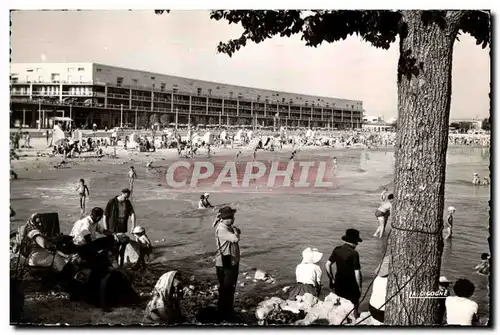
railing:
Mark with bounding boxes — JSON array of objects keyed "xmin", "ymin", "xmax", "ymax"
[
  {"xmin": 107, "ymin": 93, "xmax": 129, "ymax": 99},
  {"xmin": 130, "ymin": 95, "xmax": 151, "ymax": 101}
]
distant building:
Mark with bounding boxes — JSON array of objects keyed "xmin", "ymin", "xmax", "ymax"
[
  {"xmin": 450, "ymin": 118, "xmax": 483, "ymax": 130},
  {"xmin": 362, "ymin": 121, "xmax": 394, "ymax": 132},
  {"xmin": 10, "ymin": 62, "xmax": 364, "ymax": 129}
]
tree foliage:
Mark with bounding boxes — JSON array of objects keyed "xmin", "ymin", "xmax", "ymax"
[
  {"xmin": 207, "ymin": 10, "xmax": 490, "ymax": 57},
  {"xmin": 482, "ymin": 117, "xmax": 490, "ymax": 131}
]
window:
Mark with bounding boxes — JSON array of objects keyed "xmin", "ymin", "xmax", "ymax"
[
  {"xmin": 67, "ymin": 75, "xmax": 72, "ymax": 82},
  {"xmin": 197, "ymin": 88, "xmax": 202, "ymax": 96},
  {"xmin": 276, "ymin": 93, "xmax": 279, "ymax": 96},
  {"xmin": 68, "ymin": 68, "xmax": 75, "ymax": 72},
  {"xmin": 282, "ymin": 98, "xmax": 285, "ymax": 103},
  {"xmin": 78, "ymin": 67, "xmax": 85, "ymax": 72},
  {"xmin": 229, "ymin": 92, "xmax": 233, "ymax": 98},
  {"xmin": 11, "ymin": 76, "xmax": 18, "ymax": 83},
  {"xmin": 152, "ymin": 84, "xmax": 156, "ymax": 90},
  {"xmin": 216, "ymin": 86, "xmax": 220, "ymax": 89},
  {"xmin": 51, "ymin": 73, "xmax": 60, "ymax": 82},
  {"xmin": 80, "ymin": 76, "xmax": 85, "ymax": 82},
  {"xmin": 117, "ymin": 77, "xmax": 124, "ymax": 87},
  {"xmin": 208, "ymin": 89, "xmax": 212, "ymax": 96},
  {"xmin": 160, "ymin": 83, "xmax": 166, "ymax": 91},
  {"xmin": 38, "ymin": 76, "xmax": 44, "ymax": 82},
  {"xmin": 132, "ymin": 79, "xmax": 138, "ymax": 85},
  {"xmin": 173, "ymin": 85, "xmax": 178, "ymax": 93},
  {"xmin": 27, "ymin": 69, "xmax": 33, "ymax": 72},
  {"xmin": 96, "ymin": 68, "xmax": 102, "ymax": 72},
  {"xmin": 151, "ymin": 76, "xmax": 155, "ymax": 80},
  {"xmin": 265, "ymin": 98, "xmax": 269, "ymax": 104}
]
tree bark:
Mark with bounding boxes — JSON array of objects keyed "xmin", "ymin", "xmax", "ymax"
[{"xmin": 385, "ymin": 11, "xmax": 462, "ymax": 325}]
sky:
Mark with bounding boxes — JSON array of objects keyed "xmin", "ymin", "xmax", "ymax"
[{"xmin": 10, "ymin": 10, "xmax": 491, "ymax": 120}]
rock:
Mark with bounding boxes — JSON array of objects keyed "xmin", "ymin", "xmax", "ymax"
[{"xmin": 254, "ymin": 269, "xmax": 268, "ymax": 280}]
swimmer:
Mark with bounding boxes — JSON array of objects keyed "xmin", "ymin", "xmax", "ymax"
[
  {"xmin": 474, "ymin": 253, "xmax": 490, "ymax": 276},
  {"xmin": 235, "ymin": 150, "xmax": 242, "ymax": 159},
  {"xmin": 482, "ymin": 176, "xmax": 490, "ymax": 186},
  {"xmin": 198, "ymin": 193, "xmax": 214, "ymax": 209},
  {"xmin": 472, "ymin": 173, "xmax": 480, "ymax": 185},
  {"xmin": 374, "ymin": 193, "xmax": 394, "ymax": 238},
  {"xmin": 253, "ymin": 148, "xmax": 257, "ymax": 161},
  {"xmin": 76, "ymin": 178, "xmax": 90, "ymax": 215},
  {"xmin": 333, "ymin": 157, "xmax": 337, "ymax": 168},
  {"xmin": 289, "ymin": 150, "xmax": 297, "ymax": 161},
  {"xmin": 444, "ymin": 206, "xmax": 455, "ymax": 240}
]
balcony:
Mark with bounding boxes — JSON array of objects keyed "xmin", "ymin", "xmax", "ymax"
[
  {"xmin": 107, "ymin": 93, "xmax": 129, "ymax": 99},
  {"xmin": 131, "ymin": 95, "xmax": 151, "ymax": 102}
]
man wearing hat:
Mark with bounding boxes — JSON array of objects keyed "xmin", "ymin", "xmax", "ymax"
[
  {"xmin": 104, "ymin": 188, "xmax": 136, "ymax": 267},
  {"xmin": 213, "ymin": 206, "xmax": 240, "ymax": 321},
  {"xmin": 325, "ymin": 228, "xmax": 363, "ymax": 317}
]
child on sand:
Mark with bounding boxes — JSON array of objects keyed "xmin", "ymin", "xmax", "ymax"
[
  {"xmin": 444, "ymin": 206, "xmax": 455, "ymax": 240},
  {"xmin": 128, "ymin": 166, "xmax": 137, "ymax": 191},
  {"xmin": 474, "ymin": 253, "xmax": 490, "ymax": 276},
  {"xmin": 132, "ymin": 226, "xmax": 153, "ymax": 271},
  {"xmin": 374, "ymin": 193, "xmax": 393, "ymax": 238},
  {"xmin": 76, "ymin": 179, "xmax": 90, "ymax": 215},
  {"xmin": 472, "ymin": 173, "xmax": 480, "ymax": 185}
]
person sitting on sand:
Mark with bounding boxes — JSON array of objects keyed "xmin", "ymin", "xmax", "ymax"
[
  {"xmin": 482, "ymin": 176, "xmax": 490, "ymax": 186},
  {"xmin": 132, "ymin": 226, "xmax": 152, "ymax": 271},
  {"xmin": 445, "ymin": 278, "xmax": 479, "ymax": 326},
  {"xmin": 444, "ymin": 206, "xmax": 455, "ymax": 240},
  {"xmin": 14, "ymin": 213, "xmax": 69, "ymax": 273},
  {"xmin": 199, "ymin": 193, "xmax": 214, "ymax": 209},
  {"xmin": 474, "ymin": 253, "xmax": 490, "ymax": 276},
  {"xmin": 144, "ymin": 270, "xmax": 185, "ymax": 324},
  {"xmin": 288, "ymin": 247, "xmax": 323, "ymax": 300},
  {"xmin": 437, "ymin": 276, "xmax": 451, "ymax": 324},
  {"xmin": 472, "ymin": 173, "xmax": 481, "ymax": 185},
  {"xmin": 374, "ymin": 193, "xmax": 394, "ymax": 238}
]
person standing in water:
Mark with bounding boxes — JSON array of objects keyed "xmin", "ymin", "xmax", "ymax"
[
  {"xmin": 374, "ymin": 193, "xmax": 393, "ymax": 238},
  {"xmin": 444, "ymin": 206, "xmax": 455, "ymax": 240},
  {"xmin": 76, "ymin": 179, "xmax": 90, "ymax": 216},
  {"xmin": 128, "ymin": 166, "xmax": 137, "ymax": 193}
]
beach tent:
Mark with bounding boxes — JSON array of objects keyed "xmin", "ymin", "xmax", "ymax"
[
  {"xmin": 71, "ymin": 129, "xmax": 82, "ymax": 142},
  {"xmin": 191, "ymin": 132, "xmax": 202, "ymax": 145},
  {"xmin": 52, "ymin": 125, "xmax": 66, "ymax": 146},
  {"xmin": 203, "ymin": 132, "xmax": 214, "ymax": 145}
]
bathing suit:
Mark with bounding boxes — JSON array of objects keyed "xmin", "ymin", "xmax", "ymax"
[{"xmin": 375, "ymin": 202, "xmax": 391, "ymax": 218}]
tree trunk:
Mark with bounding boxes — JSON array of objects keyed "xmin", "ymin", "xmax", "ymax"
[{"xmin": 385, "ymin": 11, "xmax": 461, "ymax": 325}]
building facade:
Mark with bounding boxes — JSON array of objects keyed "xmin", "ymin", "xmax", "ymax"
[{"xmin": 10, "ymin": 62, "xmax": 364, "ymax": 129}]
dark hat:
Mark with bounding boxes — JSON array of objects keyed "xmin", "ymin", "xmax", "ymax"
[
  {"xmin": 342, "ymin": 228, "xmax": 363, "ymax": 244},
  {"xmin": 121, "ymin": 188, "xmax": 131, "ymax": 195},
  {"xmin": 91, "ymin": 207, "xmax": 104, "ymax": 218},
  {"xmin": 218, "ymin": 206, "xmax": 237, "ymax": 219}
]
